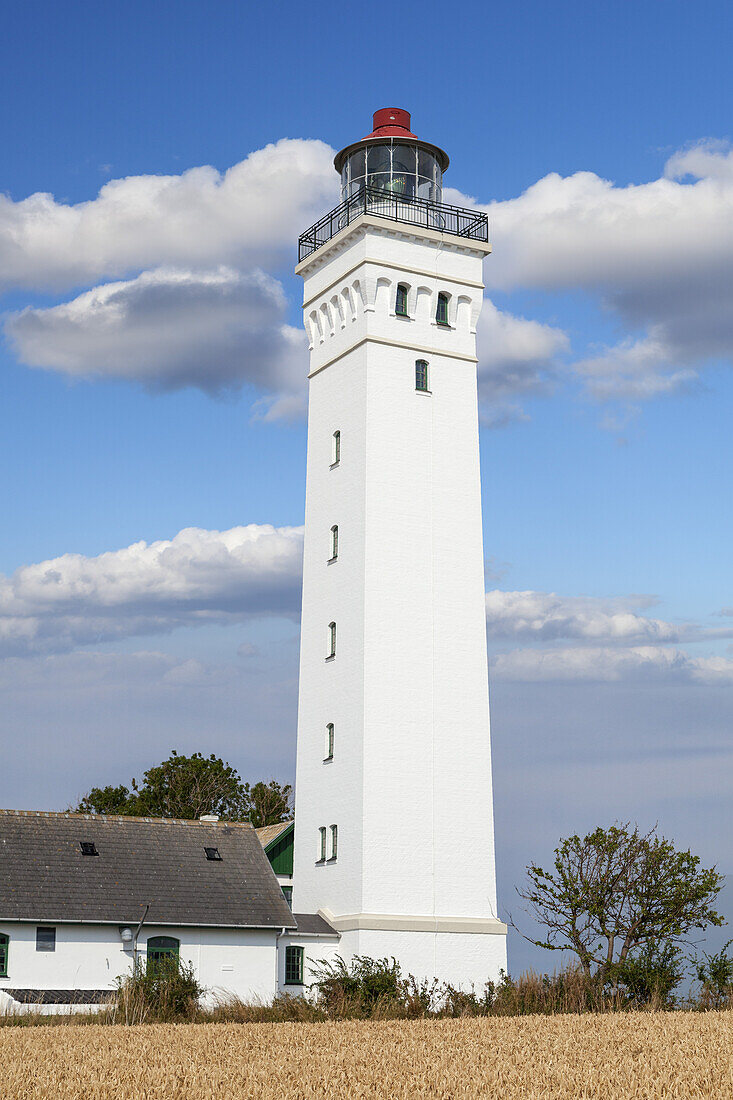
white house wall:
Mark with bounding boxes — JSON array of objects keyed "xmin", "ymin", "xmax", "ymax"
[{"xmin": 0, "ymin": 923, "xmax": 280, "ymax": 1008}]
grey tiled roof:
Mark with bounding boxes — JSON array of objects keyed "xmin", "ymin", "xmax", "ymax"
[
  {"xmin": 292, "ymin": 913, "xmax": 339, "ymax": 937},
  {"xmin": 0, "ymin": 810, "xmax": 296, "ymax": 929}
]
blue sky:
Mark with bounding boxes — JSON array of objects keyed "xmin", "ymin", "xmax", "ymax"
[{"xmin": 1, "ymin": 0, "xmax": 731, "ymax": 974}]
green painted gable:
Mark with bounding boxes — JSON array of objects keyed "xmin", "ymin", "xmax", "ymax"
[{"xmin": 265, "ymin": 822, "xmax": 294, "ymax": 876}]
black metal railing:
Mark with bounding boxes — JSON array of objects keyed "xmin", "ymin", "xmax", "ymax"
[{"xmin": 298, "ymin": 187, "xmax": 489, "ymax": 262}]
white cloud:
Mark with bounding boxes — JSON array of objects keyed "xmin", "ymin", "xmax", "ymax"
[
  {"xmin": 0, "ymin": 524, "xmax": 303, "ymax": 657},
  {"xmin": 493, "ymin": 645, "xmax": 733, "ymax": 684},
  {"xmin": 485, "ymin": 590, "xmax": 682, "ymax": 643},
  {"xmin": 0, "ymin": 140, "xmax": 338, "ymax": 292},
  {"xmin": 461, "ymin": 141, "xmax": 733, "ymax": 401},
  {"xmin": 477, "ymin": 300, "xmax": 568, "ymax": 425},
  {"xmin": 5, "ymin": 266, "xmax": 307, "ymax": 410}
]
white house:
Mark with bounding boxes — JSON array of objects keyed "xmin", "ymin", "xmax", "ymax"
[{"xmin": 0, "ymin": 809, "xmax": 336, "ymax": 1012}]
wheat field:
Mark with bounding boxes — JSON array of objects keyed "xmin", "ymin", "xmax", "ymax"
[{"xmin": 4, "ymin": 1012, "xmax": 732, "ymax": 1099}]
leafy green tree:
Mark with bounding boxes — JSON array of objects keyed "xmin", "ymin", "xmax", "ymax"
[
  {"xmin": 516, "ymin": 822, "xmax": 724, "ymax": 982},
  {"xmin": 695, "ymin": 940, "xmax": 733, "ymax": 1009},
  {"xmin": 244, "ymin": 779, "xmax": 293, "ymax": 828},
  {"xmin": 614, "ymin": 939, "xmax": 685, "ymax": 1007},
  {"xmin": 73, "ymin": 751, "xmax": 292, "ymax": 826}
]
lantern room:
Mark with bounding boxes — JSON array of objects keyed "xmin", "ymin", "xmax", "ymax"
[{"xmin": 334, "ymin": 108, "xmax": 449, "ymax": 205}]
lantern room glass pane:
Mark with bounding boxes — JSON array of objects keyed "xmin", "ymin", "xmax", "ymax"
[{"xmin": 366, "ymin": 145, "xmax": 390, "ymax": 175}]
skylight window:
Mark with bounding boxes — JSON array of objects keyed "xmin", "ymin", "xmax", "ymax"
[
  {"xmin": 80, "ymin": 841, "xmax": 98, "ymax": 856},
  {"xmin": 204, "ymin": 847, "xmax": 222, "ymax": 861}
]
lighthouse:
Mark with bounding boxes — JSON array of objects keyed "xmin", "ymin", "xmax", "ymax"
[{"xmin": 291, "ymin": 109, "xmax": 507, "ymax": 986}]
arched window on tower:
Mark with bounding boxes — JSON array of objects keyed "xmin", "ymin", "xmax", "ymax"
[
  {"xmin": 325, "ymin": 723, "xmax": 334, "ymax": 761},
  {"xmin": 330, "ymin": 525, "xmax": 338, "ymax": 561},
  {"xmin": 329, "ymin": 824, "xmax": 338, "ymax": 861},
  {"xmin": 318, "ymin": 826, "xmax": 327, "ymax": 862},
  {"xmin": 332, "ymin": 430, "xmax": 341, "ymax": 466},
  {"xmin": 415, "ymin": 360, "xmax": 429, "ymax": 392},
  {"xmin": 395, "ymin": 283, "xmax": 409, "ymax": 317},
  {"xmin": 436, "ymin": 292, "xmax": 450, "ymax": 326},
  {"xmin": 327, "ymin": 622, "xmax": 336, "ymax": 659}
]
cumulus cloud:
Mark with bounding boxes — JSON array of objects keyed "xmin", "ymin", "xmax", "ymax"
[
  {"xmin": 5, "ymin": 266, "xmax": 307, "ymax": 411},
  {"xmin": 0, "ymin": 140, "xmax": 338, "ymax": 292},
  {"xmin": 462, "ymin": 141, "xmax": 733, "ymax": 401},
  {"xmin": 477, "ymin": 300, "xmax": 568, "ymax": 425},
  {"xmin": 0, "ymin": 524, "xmax": 303, "ymax": 657},
  {"xmin": 485, "ymin": 590, "xmax": 682, "ymax": 644},
  {"xmin": 493, "ymin": 645, "xmax": 733, "ymax": 684}
]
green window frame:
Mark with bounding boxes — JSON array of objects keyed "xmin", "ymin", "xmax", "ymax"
[
  {"xmin": 146, "ymin": 936, "xmax": 180, "ymax": 975},
  {"xmin": 329, "ymin": 824, "xmax": 338, "ymax": 861},
  {"xmin": 415, "ymin": 360, "xmax": 429, "ymax": 392},
  {"xmin": 0, "ymin": 934, "xmax": 8, "ymax": 977},
  {"xmin": 318, "ymin": 826, "xmax": 327, "ymax": 862},
  {"xmin": 395, "ymin": 283, "xmax": 409, "ymax": 317},
  {"xmin": 436, "ymin": 292, "xmax": 450, "ymax": 326},
  {"xmin": 325, "ymin": 723, "xmax": 334, "ymax": 761},
  {"xmin": 285, "ymin": 945, "xmax": 304, "ymax": 985}
]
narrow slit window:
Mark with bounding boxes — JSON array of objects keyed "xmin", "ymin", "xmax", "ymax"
[
  {"xmin": 332, "ymin": 430, "xmax": 341, "ymax": 466},
  {"xmin": 330, "ymin": 525, "xmax": 338, "ymax": 560},
  {"xmin": 285, "ymin": 945, "xmax": 304, "ymax": 985},
  {"xmin": 318, "ymin": 826, "xmax": 327, "ymax": 862},
  {"xmin": 0, "ymin": 934, "xmax": 8, "ymax": 977},
  {"xmin": 325, "ymin": 723, "xmax": 334, "ymax": 761},
  {"xmin": 330, "ymin": 824, "xmax": 338, "ymax": 861},
  {"xmin": 415, "ymin": 360, "xmax": 429, "ymax": 392},
  {"xmin": 436, "ymin": 292, "xmax": 450, "ymax": 326},
  {"xmin": 327, "ymin": 621, "xmax": 336, "ymax": 659},
  {"xmin": 395, "ymin": 283, "xmax": 409, "ymax": 317}
]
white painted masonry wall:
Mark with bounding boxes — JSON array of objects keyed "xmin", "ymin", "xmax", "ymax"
[
  {"xmin": 0, "ymin": 922, "xmax": 279, "ymax": 1006},
  {"xmin": 292, "ymin": 216, "xmax": 507, "ymax": 985}
]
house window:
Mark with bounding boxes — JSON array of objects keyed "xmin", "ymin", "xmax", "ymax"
[
  {"xmin": 281, "ymin": 885, "xmax": 293, "ymax": 908},
  {"xmin": 204, "ymin": 847, "xmax": 222, "ymax": 861},
  {"xmin": 325, "ymin": 723, "xmax": 334, "ymax": 761},
  {"xmin": 329, "ymin": 824, "xmax": 338, "ymax": 861},
  {"xmin": 36, "ymin": 927, "xmax": 55, "ymax": 952},
  {"xmin": 436, "ymin": 292, "xmax": 450, "ymax": 326},
  {"xmin": 327, "ymin": 621, "xmax": 336, "ymax": 659},
  {"xmin": 415, "ymin": 360, "xmax": 429, "ymax": 392},
  {"xmin": 332, "ymin": 430, "xmax": 341, "ymax": 466},
  {"xmin": 318, "ymin": 826, "xmax": 327, "ymax": 862},
  {"xmin": 0, "ymin": 934, "xmax": 8, "ymax": 977},
  {"xmin": 285, "ymin": 945, "xmax": 304, "ymax": 985},
  {"xmin": 330, "ymin": 525, "xmax": 338, "ymax": 561},
  {"xmin": 395, "ymin": 283, "xmax": 409, "ymax": 317},
  {"xmin": 147, "ymin": 936, "xmax": 180, "ymax": 975},
  {"xmin": 80, "ymin": 841, "xmax": 98, "ymax": 856}
]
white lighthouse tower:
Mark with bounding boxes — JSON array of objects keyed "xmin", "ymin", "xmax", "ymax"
[{"xmin": 291, "ymin": 109, "xmax": 507, "ymax": 986}]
